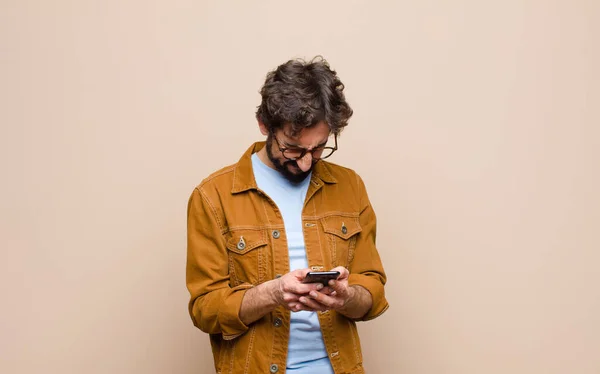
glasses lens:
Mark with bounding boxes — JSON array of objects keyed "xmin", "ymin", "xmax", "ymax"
[
  {"xmin": 319, "ymin": 148, "xmax": 335, "ymax": 159},
  {"xmin": 281, "ymin": 144, "xmax": 336, "ymax": 160},
  {"xmin": 283, "ymin": 148, "xmax": 303, "ymax": 159}
]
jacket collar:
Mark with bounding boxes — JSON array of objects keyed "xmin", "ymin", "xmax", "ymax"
[{"xmin": 231, "ymin": 141, "xmax": 337, "ymax": 194}]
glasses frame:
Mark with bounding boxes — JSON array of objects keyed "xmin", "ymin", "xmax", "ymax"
[{"xmin": 272, "ymin": 132, "xmax": 338, "ymax": 161}]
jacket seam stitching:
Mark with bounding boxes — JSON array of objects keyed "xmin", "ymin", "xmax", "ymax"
[
  {"xmin": 347, "ymin": 236, "xmax": 357, "ymax": 266},
  {"xmin": 260, "ymin": 196, "xmax": 279, "ymax": 370},
  {"xmin": 226, "ymin": 224, "xmax": 285, "ymax": 231},
  {"xmin": 330, "ymin": 231, "xmax": 337, "ymax": 267},
  {"xmin": 202, "ymin": 165, "xmax": 235, "ymax": 186},
  {"xmin": 311, "ymin": 198, "xmax": 327, "ymax": 270},
  {"xmin": 243, "ymin": 326, "xmax": 257, "ymax": 374},
  {"xmin": 228, "ymin": 339, "xmax": 237, "ymax": 374},
  {"xmin": 305, "ymin": 212, "xmax": 361, "ymax": 219},
  {"xmin": 198, "ymin": 187, "xmax": 224, "ymax": 231},
  {"xmin": 349, "ymin": 320, "xmax": 361, "ymax": 364},
  {"xmin": 355, "ymin": 172, "xmax": 362, "ymax": 207}
]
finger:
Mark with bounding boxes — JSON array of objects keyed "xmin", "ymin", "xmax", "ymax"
[
  {"xmin": 287, "ymin": 302, "xmax": 313, "ymax": 311},
  {"xmin": 295, "ymin": 268, "xmax": 312, "ymax": 279},
  {"xmin": 307, "ymin": 290, "xmax": 340, "ymax": 309},
  {"xmin": 328, "ymin": 279, "xmax": 348, "ymax": 297},
  {"xmin": 318, "ymin": 287, "xmax": 335, "ymax": 296},
  {"xmin": 299, "ymin": 295, "xmax": 328, "ymax": 312},
  {"xmin": 330, "ymin": 266, "xmax": 349, "ymax": 279},
  {"xmin": 301, "ymin": 268, "xmax": 313, "ymax": 276},
  {"xmin": 288, "ymin": 301, "xmax": 317, "ymax": 312},
  {"xmin": 292, "ymin": 303, "xmax": 316, "ymax": 312},
  {"xmin": 282, "ymin": 293, "xmax": 299, "ymax": 303},
  {"xmin": 287, "ymin": 282, "xmax": 323, "ymax": 295}
]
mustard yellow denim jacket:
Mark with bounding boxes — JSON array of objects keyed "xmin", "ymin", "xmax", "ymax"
[{"xmin": 186, "ymin": 142, "xmax": 389, "ymax": 374}]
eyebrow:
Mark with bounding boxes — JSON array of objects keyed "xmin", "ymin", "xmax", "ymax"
[{"xmin": 284, "ymin": 139, "xmax": 329, "ymax": 148}]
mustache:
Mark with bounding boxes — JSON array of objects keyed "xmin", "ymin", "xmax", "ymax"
[
  {"xmin": 283, "ymin": 159, "xmax": 317, "ymax": 169},
  {"xmin": 283, "ymin": 160, "xmax": 299, "ymax": 169}
]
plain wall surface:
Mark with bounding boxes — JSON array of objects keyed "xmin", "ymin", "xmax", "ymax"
[{"xmin": 1, "ymin": 1, "xmax": 599, "ymax": 373}]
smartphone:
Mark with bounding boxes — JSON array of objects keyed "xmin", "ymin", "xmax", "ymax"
[{"xmin": 302, "ymin": 271, "xmax": 340, "ymax": 286}]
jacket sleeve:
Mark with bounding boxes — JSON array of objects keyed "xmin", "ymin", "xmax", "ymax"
[
  {"xmin": 186, "ymin": 186, "xmax": 252, "ymax": 340},
  {"xmin": 347, "ymin": 174, "xmax": 390, "ymax": 321}
]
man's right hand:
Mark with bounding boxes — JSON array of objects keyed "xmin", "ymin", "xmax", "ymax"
[
  {"xmin": 240, "ymin": 268, "xmax": 330, "ymax": 326},
  {"xmin": 274, "ymin": 269, "xmax": 325, "ymax": 311}
]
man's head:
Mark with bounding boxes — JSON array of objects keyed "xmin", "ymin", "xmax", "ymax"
[{"xmin": 256, "ymin": 56, "xmax": 353, "ymax": 183}]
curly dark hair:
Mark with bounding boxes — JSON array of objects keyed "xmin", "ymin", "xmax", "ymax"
[{"xmin": 255, "ymin": 56, "xmax": 353, "ymax": 136}]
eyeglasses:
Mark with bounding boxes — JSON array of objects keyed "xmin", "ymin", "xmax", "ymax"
[{"xmin": 272, "ymin": 133, "xmax": 338, "ymax": 161}]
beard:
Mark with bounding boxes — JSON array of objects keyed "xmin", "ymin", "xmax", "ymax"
[{"xmin": 266, "ymin": 135, "xmax": 315, "ymax": 184}]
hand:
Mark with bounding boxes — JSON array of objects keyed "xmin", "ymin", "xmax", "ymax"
[
  {"xmin": 296, "ymin": 267, "xmax": 354, "ymax": 312},
  {"xmin": 274, "ymin": 269, "xmax": 324, "ymax": 312}
]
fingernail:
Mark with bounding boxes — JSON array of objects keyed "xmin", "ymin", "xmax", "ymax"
[
  {"xmin": 316, "ymin": 284, "xmax": 323, "ymax": 290},
  {"xmin": 329, "ymin": 280, "xmax": 336, "ymax": 286},
  {"xmin": 310, "ymin": 291, "xmax": 317, "ymax": 298}
]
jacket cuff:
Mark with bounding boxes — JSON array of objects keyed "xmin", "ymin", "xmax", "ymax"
[
  {"xmin": 348, "ymin": 273, "xmax": 389, "ymax": 321},
  {"xmin": 219, "ymin": 284, "xmax": 254, "ymax": 340}
]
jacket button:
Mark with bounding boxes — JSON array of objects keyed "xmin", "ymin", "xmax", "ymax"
[
  {"xmin": 341, "ymin": 224, "xmax": 347, "ymax": 235},
  {"xmin": 273, "ymin": 317, "xmax": 282, "ymax": 327},
  {"xmin": 237, "ymin": 236, "xmax": 246, "ymax": 250},
  {"xmin": 272, "ymin": 230, "xmax": 280, "ymax": 239},
  {"xmin": 270, "ymin": 364, "xmax": 279, "ymax": 373},
  {"xmin": 275, "ymin": 274, "xmax": 282, "ymax": 279}
]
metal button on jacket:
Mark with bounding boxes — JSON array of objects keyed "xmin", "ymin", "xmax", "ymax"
[
  {"xmin": 270, "ymin": 364, "xmax": 279, "ymax": 373},
  {"xmin": 273, "ymin": 317, "xmax": 282, "ymax": 327},
  {"xmin": 236, "ymin": 237, "xmax": 246, "ymax": 250},
  {"xmin": 272, "ymin": 230, "xmax": 280, "ymax": 239},
  {"xmin": 341, "ymin": 224, "xmax": 348, "ymax": 235}
]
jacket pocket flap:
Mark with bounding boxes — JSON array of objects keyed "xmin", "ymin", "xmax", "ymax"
[
  {"xmin": 226, "ymin": 230, "xmax": 268, "ymax": 254},
  {"xmin": 321, "ymin": 215, "xmax": 362, "ymax": 239}
]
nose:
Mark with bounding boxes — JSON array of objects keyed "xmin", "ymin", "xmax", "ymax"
[{"xmin": 296, "ymin": 153, "xmax": 313, "ymax": 172}]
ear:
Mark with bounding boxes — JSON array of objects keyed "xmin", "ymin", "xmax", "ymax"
[{"xmin": 258, "ymin": 120, "xmax": 269, "ymax": 136}]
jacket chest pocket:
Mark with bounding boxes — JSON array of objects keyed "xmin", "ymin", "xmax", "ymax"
[
  {"xmin": 225, "ymin": 229, "xmax": 268, "ymax": 286},
  {"xmin": 321, "ymin": 215, "xmax": 362, "ymax": 268}
]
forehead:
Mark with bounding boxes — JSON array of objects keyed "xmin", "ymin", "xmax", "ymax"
[{"xmin": 281, "ymin": 121, "xmax": 330, "ymax": 145}]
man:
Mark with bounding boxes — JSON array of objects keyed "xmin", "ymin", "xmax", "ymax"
[{"xmin": 186, "ymin": 56, "xmax": 388, "ymax": 374}]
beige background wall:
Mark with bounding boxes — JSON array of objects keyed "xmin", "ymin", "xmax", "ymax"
[{"xmin": 1, "ymin": 1, "xmax": 599, "ymax": 373}]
